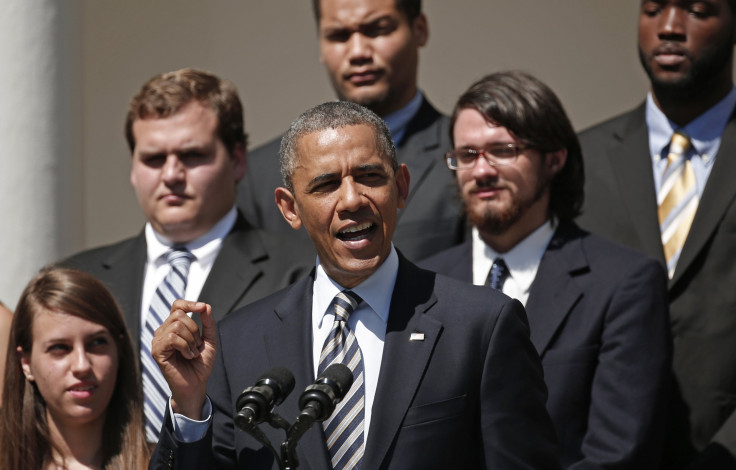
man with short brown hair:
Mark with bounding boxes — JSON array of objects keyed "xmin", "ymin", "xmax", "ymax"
[{"xmin": 63, "ymin": 68, "xmax": 313, "ymax": 442}]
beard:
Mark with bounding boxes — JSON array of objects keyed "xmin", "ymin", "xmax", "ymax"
[
  {"xmin": 464, "ymin": 172, "xmax": 550, "ymax": 236},
  {"xmin": 638, "ymin": 35, "xmax": 734, "ymax": 95}
]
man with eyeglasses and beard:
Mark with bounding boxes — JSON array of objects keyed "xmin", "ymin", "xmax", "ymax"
[{"xmin": 421, "ymin": 71, "xmax": 672, "ymax": 470}]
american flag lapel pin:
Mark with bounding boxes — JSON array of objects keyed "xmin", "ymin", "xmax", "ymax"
[{"xmin": 410, "ymin": 332, "xmax": 425, "ymax": 341}]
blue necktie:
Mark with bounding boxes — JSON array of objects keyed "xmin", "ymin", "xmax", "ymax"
[
  {"xmin": 319, "ymin": 290, "xmax": 365, "ymax": 470},
  {"xmin": 486, "ymin": 258, "xmax": 509, "ymax": 291},
  {"xmin": 141, "ymin": 248, "xmax": 194, "ymax": 442}
]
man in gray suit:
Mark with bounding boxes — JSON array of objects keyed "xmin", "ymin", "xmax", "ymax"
[
  {"xmin": 420, "ymin": 71, "xmax": 671, "ymax": 469},
  {"xmin": 578, "ymin": 1, "xmax": 736, "ymax": 468},
  {"xmin": 238, "ymin": 0, "xmax": 464, "ymax": 262},
  {"xmin": 63, "ymin": 68, "xmax": 313, "ymax": 441}
]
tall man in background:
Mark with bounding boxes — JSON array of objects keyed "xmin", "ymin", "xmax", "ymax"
[
  {"xmin": 63, "ymin": 69, "xmax": 313, "ymax": 441},
  {"xmin": 578, "ymin": 1, "xmax": 736, "ymax": 467},
  {"xmin": 238, "ymin": 0, "xmax": 464, "ymax": 261}
]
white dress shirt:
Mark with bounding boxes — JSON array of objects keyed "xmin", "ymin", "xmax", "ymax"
[
  {"xmin": 311, "ymin": 246, "xmax": 398, "ymax": 439},
  {"xmin": 471, "ymin": 221, "xmax": 555, "ymax": 306},
  {"xmin": 141, "ymin": 207, "xmax": 237, "ymax": 325}
]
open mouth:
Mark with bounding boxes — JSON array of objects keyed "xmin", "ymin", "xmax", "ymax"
[{"xmin": 337, "ymin": 222, "xmax": 376, "ymax": 242}]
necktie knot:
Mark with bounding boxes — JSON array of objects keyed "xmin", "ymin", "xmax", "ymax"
[
  {"xmin": 333, "ymin": 290, "xmax": 362, "ymax": 322},
  {"xmin": 487, "ymin": 258, "xmax": 509, "ymax": 291},
  {"xmin": 166, "ymin": 248, "xmax": 194, "ymax": 278},
  {"xmin": 666, "ymin": 131, "xmax": 692, "ymax": 167}
]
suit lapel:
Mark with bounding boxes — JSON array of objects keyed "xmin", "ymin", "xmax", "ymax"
[
  {"xmin": 101, "ymin": 232, "xmax": 147, "ymax": 350},
  {"xmin": 265, "ymin": 274, "xmax": 332, "ymax": 470},
  {"xmin": 396, "ymin": 99, "xmax": 445, "ymax": 222},
  {"xmin": 199, "ymin": 214, "xmax": 265, "ymax": 321},
  {"xmin": 525, "ymin": 223, "xmax": 586, "ymax": 355},
  {"xmin": 672, "ymin": 111, "xmax": 736, "ymax": 286},
  {"xmin": 608, "ymin": 105, "xmax": 666, "ymax": 264},
  {"xmin": 364, "ymin": 258, "xmax": 442, "ymax": 469}
]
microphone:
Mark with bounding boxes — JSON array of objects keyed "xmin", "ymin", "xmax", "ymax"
[
  {"xmin": 298, "ymin": 363, "xmax": 354, "ymax": 422},
  {"xmin": 280, "ymin": 363, "xmax": 355, "ymax": 468},
  {"xmin": 235, "ymin": 366, "xmax": 295, "ymax": 428}
]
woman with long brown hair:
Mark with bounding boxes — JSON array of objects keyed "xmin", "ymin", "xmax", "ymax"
[{"xmin": 0, "ymin": 267, "xmax": 150, "ymax": 469}]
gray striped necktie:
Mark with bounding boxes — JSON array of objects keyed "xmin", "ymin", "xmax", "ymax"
[
  {"xmin": 319, "ymin": 290, "xmax": 365, "ymax": 470},
  {"xmin": 141, "ymin": 247, "xmax": 194, "ymax": 442}
]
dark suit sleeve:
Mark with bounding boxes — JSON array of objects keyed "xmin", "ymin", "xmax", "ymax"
[
  {"xmin": 148, "ymin": 406, "xmax": 215, "ymax": 470},
  {"xmin": 713, "ymin": 413, "xmax": 736, "ymax": 465},
  {"xmin": 480, "ymin": 298, "xmax": 561, "ymax": 469},
  {"xmin": 572, "ymin": 258, "xmax": 671, "ymax": 469},
  {"xmin": 148, "ymin": 326, "xmax": 238, "ymax": 470}
]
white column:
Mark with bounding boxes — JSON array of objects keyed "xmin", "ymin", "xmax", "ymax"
[{"xmin": 0, "ymin": 1, "xmax": 82, "ymax": 309}]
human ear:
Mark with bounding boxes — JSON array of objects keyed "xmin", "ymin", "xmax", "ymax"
[
  {"xmin": 275, "ymin": 187, "xmax": 303, "ymax": 230},
  {"xmin": 395, "ymin": 164, "xmax": 411, "ymax": 209},
  {"xmin": 546, "ymin": 148, "xmax": 568, "ymax": 176},
  {"xmin": 18, "ymin": 346, "xmax": 33, "ymax": 381},
  {"xmin": 230, "ymin": 142, "xmax": 248, "ymax": 183},
  {"xmin": 412, "ymin": 13, "xmax": 429, "ymax": 47}
]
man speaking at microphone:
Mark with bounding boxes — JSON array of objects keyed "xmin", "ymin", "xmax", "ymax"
[{"xmin": 148, "ymin": 101, "xmax": 561, "ymax": 469}]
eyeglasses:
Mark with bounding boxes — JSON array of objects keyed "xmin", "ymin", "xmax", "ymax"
[{"xmin": 445, "ymin": 144, "xmax": 527, "ymax": 170}]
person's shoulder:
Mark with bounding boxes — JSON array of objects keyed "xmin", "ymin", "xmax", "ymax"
[
  {"xmin": 403, "ymin": 95, "xmax": 449, "ymax": 140},
  {"xmin": 573, "ymin": 226, "xmax": 665, "ymax": 280},
  {"xmin": 421, "ymin": 267, "xmax": 518, "ymax": 322},
  {"xmin": 241, "ymin": 224, "xmax": 315, "ymax": 270},
  {"xmin": 0, "ymin": 302, "xmax": 12, "ymax": 328},
  {"xmin": 578, "ymin": 105, "xmax": 645, "ymax": 143},
  {"xmin": 417, "ymin": 242, "xmax": 469, "ymax": 273},
  {"xmin": 247, "ymin": 134, "xmax": 284, "ymax": 162},
  {"xmin": 217, "ymin": 274, "xmax": 311, "ymax": 328},
  {"xmin": 60, "ymin": 234, "xmax": 143, "ymax": 269}
]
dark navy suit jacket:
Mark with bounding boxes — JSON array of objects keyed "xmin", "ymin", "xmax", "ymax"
[
  {"xmin": 149, "ymin": 256, "xmax": 561, "ymax": 470},
  {"xmin": 421, "ymin": 221, "xmax": 672, "ymax": 469}
]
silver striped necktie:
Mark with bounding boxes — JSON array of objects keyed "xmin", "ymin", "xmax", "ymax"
[
  {"xmin": 319, "ymin": 290, "xmax": 365, "ymax": 470},
  {"xmin": 141, "ymin": 247, "xmax": 194, "ymax": 442}
]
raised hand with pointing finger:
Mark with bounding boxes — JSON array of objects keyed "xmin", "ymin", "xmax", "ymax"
[{"xmin": 151, "ymin": 299, "xmax": 218, "ymax": 420}]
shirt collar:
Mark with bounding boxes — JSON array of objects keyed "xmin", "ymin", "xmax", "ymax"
[
  {"xmin": 145, "ymin": 206, "xmax": 237, "ymax": 267},
  {"xmin": 472, "ymin": 220, "xmax": 555, "ymax": 290},
  {"xmin": 646, "ymin": 87, "xmax": 736, "ymax": 163},
  {"xmin": 383, "ymin": 91, "xmax": 423, "ymax": 146},
  {"xmin": 313, "ymin": 245, "xmax": 399, "ymax": 328}
]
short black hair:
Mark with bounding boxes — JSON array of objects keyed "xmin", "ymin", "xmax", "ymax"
[{"xmin": 311, "ymin": 0, "xmax": 421, "ymax": 24}]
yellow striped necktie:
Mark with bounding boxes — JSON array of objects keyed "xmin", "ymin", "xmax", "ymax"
[{"xmin": 657, "ymin": 131, "xmax": 697, "ymax": 278}]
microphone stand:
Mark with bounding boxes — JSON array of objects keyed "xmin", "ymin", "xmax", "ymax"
[
  {"xmin": 236, "ymin": 406, "xmax": 324, "ymax": 470},
  {"xmin": 235, "ymin": 409, "xmax": 291, "ymax": 470},
  {"xmin": 280, "ymin": 406, "xmax": 320, "ymax": 470}
]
